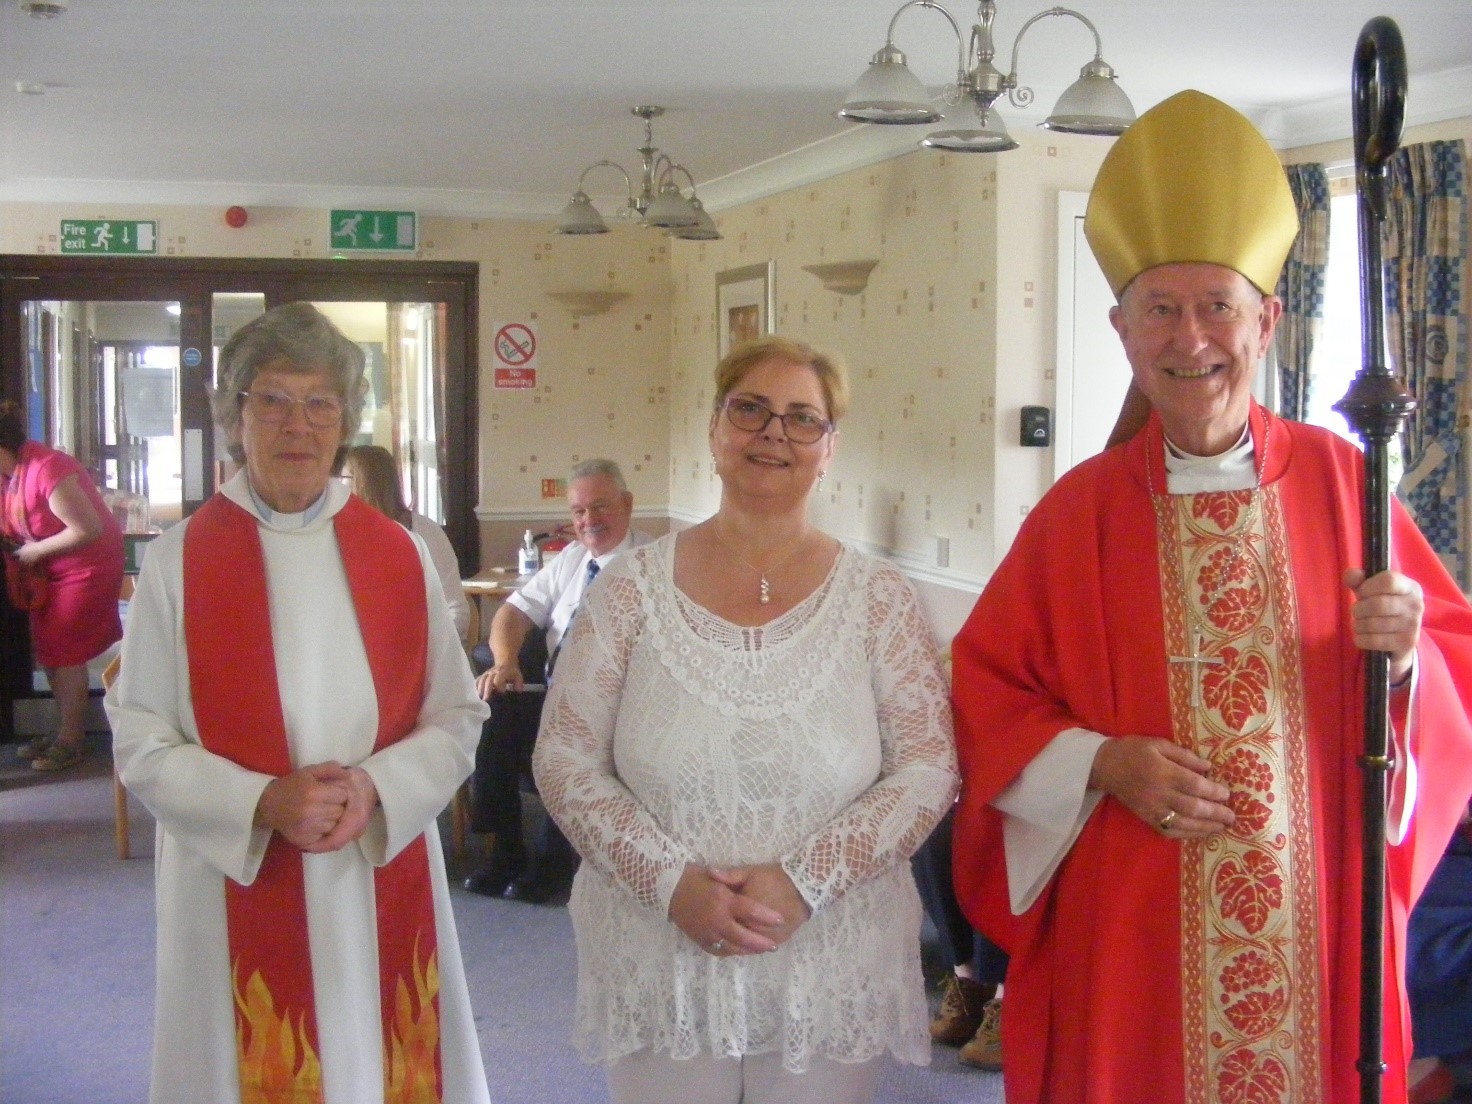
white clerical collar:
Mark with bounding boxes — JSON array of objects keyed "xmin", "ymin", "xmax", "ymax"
[
  {"xmin": 1162, "ymin": 425, "xmax": 1256, "ymax": 494},
  {"xmin": 245, "ymin": 478, "xmax": 330, "ymax": 529}
]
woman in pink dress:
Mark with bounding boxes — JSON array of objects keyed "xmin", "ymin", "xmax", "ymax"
[{"xmin": 0, "ymin": 401, "xmax": 124, "ymax": 771}]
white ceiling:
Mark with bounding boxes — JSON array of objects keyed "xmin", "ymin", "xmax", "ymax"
[{"xmin": 2, "ymin": 0, "xmax": 1470, "ymax": 221}]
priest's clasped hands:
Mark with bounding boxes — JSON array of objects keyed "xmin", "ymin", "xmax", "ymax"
[
  {"xmin": 253, "ymin": 762, "xmax": 381, "ymax": 852},
  {"xmin": 668, "ymin": 862, "xmax": 813, "ymax": 957},
  {"xmin": 1092, "ymin": 566, "xmax": 1425, "ymax": 839}
]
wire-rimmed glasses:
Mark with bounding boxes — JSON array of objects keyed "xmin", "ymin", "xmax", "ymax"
[{"xmin": 238, "ymin": 389, "xmax": 345, "ymax": 428}]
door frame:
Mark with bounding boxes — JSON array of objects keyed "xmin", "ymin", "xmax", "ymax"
[
  {"xmin": 0, "ymin": 255, "xmax": 479, "ymax": 737},
  {"xmin": 0, "ymin": 255, "xmax": 479, "ymax": 562}
]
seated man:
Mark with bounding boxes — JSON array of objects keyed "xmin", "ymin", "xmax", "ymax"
[{"xmin": 463, "ymin": 458, "xmax": 650, "ymax": 903}]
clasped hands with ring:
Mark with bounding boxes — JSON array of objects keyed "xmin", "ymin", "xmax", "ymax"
[{"xmin": 671, "ymin": 863, "xmax": 809, "ymax": 959}]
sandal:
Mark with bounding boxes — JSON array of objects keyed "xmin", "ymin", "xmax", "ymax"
[
  {"xmin": 16, "ymin": 735, "xmax": 53, "ymax": 760},
  {"xmin": 32, "ymin": 742, "xmax": 83, "ymax": 773}
]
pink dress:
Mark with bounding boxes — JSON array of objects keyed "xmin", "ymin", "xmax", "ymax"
[{"xmin": 2, "ymin": 441, "xmax": 124, "ymax": 667}]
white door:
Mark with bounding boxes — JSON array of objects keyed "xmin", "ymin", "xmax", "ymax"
[{"xmin": 1054, "ymin": 192, "xmax": 1133, "ymax": 480}]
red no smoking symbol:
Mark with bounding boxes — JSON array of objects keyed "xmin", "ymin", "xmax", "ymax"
[{"xmin": 495, "ymin": 323, "xmax": 536, "ymax": 366}]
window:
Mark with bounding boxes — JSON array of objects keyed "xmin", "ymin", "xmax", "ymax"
[{"xmin": 1305, "ymin": 183, "xmax": 1404, "ymax": 483}]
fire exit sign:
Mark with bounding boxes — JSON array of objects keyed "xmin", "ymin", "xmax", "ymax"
[
  {"xmin": 60, "ymin": 220, "xmax": 158, "ymax": 254},
  {"xmin": 329, "ymin": 209, "xmax": 417, "ymax": 251}
]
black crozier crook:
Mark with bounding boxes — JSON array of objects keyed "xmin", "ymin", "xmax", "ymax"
[{"xmin": 1329, "ymin": 16, "xmax": 1412, "ymax": 1104}]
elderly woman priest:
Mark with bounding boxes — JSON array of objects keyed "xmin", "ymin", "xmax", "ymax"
[
  {"xmin": 533, "ymin": 335, "xmax": 958, "ymax": 1104},
  {"xmin": 105, "ymin": 302, "xmax": 491, "ymax": 1104}
]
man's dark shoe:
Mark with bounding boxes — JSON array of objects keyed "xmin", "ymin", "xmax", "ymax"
[
  {"xmin": 462, "ymin": 844, "xmax": 525, "ymax": 897},
  {"xmin": 503, "ymin": 862, "xmax": 575, "ymax": 906}
]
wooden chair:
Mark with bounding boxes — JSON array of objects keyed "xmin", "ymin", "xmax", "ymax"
[
  {"xmin": 450, "ymin": 782, "xmax": 472, "ymax": 857},
  {"xmin": 99, "ymin": 654, "xmax": 130, "ymax": 859}
]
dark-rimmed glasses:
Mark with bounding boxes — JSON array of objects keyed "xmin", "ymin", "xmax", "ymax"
[
  {"xmin": 722, "ymin": 397, "xmax": 832, "ymax": 444},
  {"xmin": 238, "ymin": 389, "xmax": 345, "ymax": 428}
]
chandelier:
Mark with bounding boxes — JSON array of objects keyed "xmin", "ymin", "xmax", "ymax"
[
  {"xmin": 553, "ymin": 106, "xmax": 721, "ymax": 240},
  {"xmin": 838, "ymin": 0, "xmax": 1136, "ymax": 153}
]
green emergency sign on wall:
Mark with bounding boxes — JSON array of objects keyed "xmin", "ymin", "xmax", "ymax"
[
  {"xmin": 60, "ymin": 220, "xmax": 158, "ymax": 255},
  {"xmin": 329, "ymin": 210, "xmax": 417, "ymax": 252}
]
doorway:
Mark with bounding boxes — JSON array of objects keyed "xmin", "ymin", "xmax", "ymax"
[{"xmin": 0, "ymin": 255, "xmax": 479, "ymax": 736}]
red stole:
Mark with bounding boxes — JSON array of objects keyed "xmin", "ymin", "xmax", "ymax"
[{"xmin": 184, "ymin": 491, "xmax": 442, "ymax": 1104}]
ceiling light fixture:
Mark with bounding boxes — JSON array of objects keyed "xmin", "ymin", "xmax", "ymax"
[
  {"xmin": 554, "ymin": 106, "xmax": 721, "ymax": 241},
  {"xmin": 839, "ymin": 0, "xmax": 1135, "ymax": 153}
]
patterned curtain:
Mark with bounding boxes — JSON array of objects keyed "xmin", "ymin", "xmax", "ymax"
[
  {"xmin": 1385, "ymin": 139, "xmax": 1470, "ymax": 588},
  {"xmin": 1274, "ymin": 164, "xmax": 1331, "ymax": 421}
]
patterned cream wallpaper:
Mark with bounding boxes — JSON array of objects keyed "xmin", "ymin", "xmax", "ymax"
[
  {"xmin": 6, "ymin": 116, "xmax": 1467, "ymax": 636},
  {"xmin": 668, "ymin": 130, "xmax": 1111, "ymax": 593},
  {"xmin": 667, "ymin": 151, "xmax": 1000, "ymax": 584},
  {"xmin": 1, "ymin": 127, "xmax": 1111, "ymax": 633},
  {"xmin": 0, "ymin": 206, "xmax": 675, "ymax": 546}
]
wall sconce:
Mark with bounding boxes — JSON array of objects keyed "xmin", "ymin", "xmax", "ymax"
[
  {"xmin": 545, "ymin": 290, "xmax": 631, "ymax": 318},
  {"xmin": 802, "ymin": 260, "xmax": 881, "ymax": 295}
]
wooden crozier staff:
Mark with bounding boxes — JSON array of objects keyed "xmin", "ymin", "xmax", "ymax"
[{"xmin": 1329, "ymin": 16, "xmax": 1411, "ymax": 1104}]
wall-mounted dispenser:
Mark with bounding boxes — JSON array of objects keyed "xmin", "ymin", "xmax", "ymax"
[{"xmin": 1021, "ymin": 406, "xmax": 1051, "ymax": 447}]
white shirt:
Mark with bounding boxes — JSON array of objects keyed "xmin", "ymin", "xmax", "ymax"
[
  {"xmin": 410, "ymin": 511, "xmax": 471, "ymax": 640},
  {"xmin": 506, "ymin": 529, "xmax": 651, "ymax": 653}
]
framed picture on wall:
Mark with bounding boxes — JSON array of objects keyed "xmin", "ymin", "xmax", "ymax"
[{"xmin": 716, "ymin": 262, "xmax": 775, "ymax": 359}]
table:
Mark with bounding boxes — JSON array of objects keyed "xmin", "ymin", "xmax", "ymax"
[{"xmin": 460, "ymin": 567, "xmax": 524, "ymax": 649}]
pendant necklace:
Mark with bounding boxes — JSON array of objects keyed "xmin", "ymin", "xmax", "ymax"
[{"xmin": 714, "ymin": 525, "xmax": 808, "ymax": 605}]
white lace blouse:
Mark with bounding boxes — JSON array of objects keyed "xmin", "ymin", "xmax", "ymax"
[{"xmin": 532, "ymin": 534, "xmax": 959, "ymax": 1071}]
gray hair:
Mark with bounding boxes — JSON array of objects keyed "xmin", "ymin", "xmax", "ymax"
[
  {"xmin": 211, "ymin": 302, "xmax": 366, "ymax": 464},
  {"xmin": 569, "ymin": 458, "xmax": 627, "ymax": 492}
]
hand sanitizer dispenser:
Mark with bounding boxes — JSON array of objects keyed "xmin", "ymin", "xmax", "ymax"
[{"xmin": 518, "ymin": 530, "xmax": 541, "ymax": 575}]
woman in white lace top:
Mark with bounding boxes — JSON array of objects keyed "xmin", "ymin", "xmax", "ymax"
[{"xmin": 532, "ymin": 335, "xmax": 959, "ymax": 1104}]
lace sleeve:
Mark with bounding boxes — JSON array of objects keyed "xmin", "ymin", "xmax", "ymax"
[
  {"xmin": 531, "ymin": 567, "xmax": 693, "ymax": 913},
  {"xmin": 780, "ymin": 563, "xmax": 959, "ymax": 913}
]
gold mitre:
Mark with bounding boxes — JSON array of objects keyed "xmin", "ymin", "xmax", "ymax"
[{"xmin": 1084, "ymin": 90, "xmax": 1298, "ymax": 297}]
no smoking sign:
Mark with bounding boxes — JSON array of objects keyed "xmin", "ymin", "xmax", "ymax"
[{"xmin": 493, "ymin": 321, "xmax": 538, "ymax": 389}]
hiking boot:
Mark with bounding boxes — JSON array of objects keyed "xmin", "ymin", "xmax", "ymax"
[
  {"xmin": 930, "ymin": 975, "xmax": 994, "ymax": 1046},
  {"xmin": 958, "ymin": 998, "xmax": 1003, "ymax": 1071}
]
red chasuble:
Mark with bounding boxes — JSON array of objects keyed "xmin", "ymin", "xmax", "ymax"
[
  {"xmin": 951, "ymin": 406, "xmax": 1472, "ymax": 1104},
  {"xmin": 184, "ymin": 492, "xmax": 442, "ymax": 1104}
]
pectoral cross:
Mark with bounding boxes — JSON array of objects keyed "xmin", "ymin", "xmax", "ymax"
[{"xmin": 1170, "ymin": 629, "xmax": 1224, "ymax": 709}]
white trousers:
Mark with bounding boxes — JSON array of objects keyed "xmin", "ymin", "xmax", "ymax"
[{"xmin": 606, "ymin": 1050, "xmax": 885, "ymax": 1104}]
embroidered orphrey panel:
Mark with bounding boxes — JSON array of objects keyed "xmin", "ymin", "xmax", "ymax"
[{"xmin": 1155, "ymin": 485, "xmax": 1324, "ymax": 1104}]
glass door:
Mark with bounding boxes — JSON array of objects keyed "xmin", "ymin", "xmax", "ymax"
[
  {"xmin": 0, "ymin": 256, "xmax": 479, "ymax": 737},
  {"xmin": 316, "ymin": 300, "xmax": 444, "ymax": 522},
  {"xmin": 18, "ymin": 297, "xmax": 196, "ymax": 532}
]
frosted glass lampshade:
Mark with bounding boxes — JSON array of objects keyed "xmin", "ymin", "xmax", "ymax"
[
  {"xmin": 1043, "ymin": 63, "xmax": 1136, "ymax": 136},
  {"xmin": 838, "ymin": 45, "xmax": 941, "ymax": 124},
  {"xmin": 555, "ymin": 191, "xmax": 609, "ymax": 235}
]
